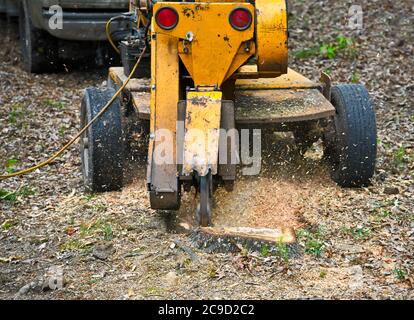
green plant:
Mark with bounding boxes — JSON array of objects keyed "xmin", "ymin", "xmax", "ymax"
[
  {"xmin": 83, "ymin": 193, "xmax": 96, "ymax": 201},
  {"xmin": 4, "ymin": 159, "xmax": 17, "ymax": 174},
  {"xmin": 305, "ymin": 239, "xmax": 324, "ymax": 256},
  {"xmin": 0, "ymin": 189, "xmax": 17, "ymax": 202},
  {"xmin": 295, "ymin": 35, "xmax": 356, "ymax": 60},
  {"xmin": 349, "ymin": 226, "xmax": 371, "ymax": 239},
  {"xmin": 380, "ymin": 209, "xmax": 392, "ymax": 217},
  {"xmin": 394, "ymin": 145, "xmax": 411, "ymax": 166},
  {"xmin": 276, "ymin": 237, "xmax": 289, "ymax": 262},
  {"xmin": 336, "ymin": 35, "xmax": 353, "ymax": 50},
  {"xmin": 1, "ymin": 219, "xmax": 17, "ymax": 231},
  {"xmin": 320, "ymin": 44, "xmax": 337, "ymax": 59},
  {"xmin": 0, "ymin": 187, "xmax": 35, "ymax": 203},
  {"xmin": 374, "ymin": 209, "xmax": 392, "ymax": 222},
  {"xmin": 145, "ymin": 287, "xmax": 165, "ymax": 296},
  {"xmin": 338, "ymin": 35, "xmax": 356, "ymax": 59},
  {"xmin": 79, "ymin": 220, "xmax": 114, "ymax": 241},
  {"xmin": 101, "ymin": 223, "xmax": 113, "ymax": 241},
  {"xmin": 324, "ymin": 68, "xmax": 332, "ymax": 75},
  {"xmin": 260, "ymin": 244, "xmax": 270, "ymax": 258},
  {"xmin": 19, "ymin": 186, "xmax": 36, "ymax": 197},
  {"xmin": 58, "ymin": 125, "xmax": 67, "ymax": 138},
  {"xmin": 351, "ymin": 71, "xmax": 360, "ymax": 83},
  {"xmin": 393, "ymin": 268, "xmax": 406, "ymax": 280},
  {"xmin": 296, "ymin": 228, "xmax": 325, "ymax": 257},
  {"xmin": 44, "ymin": 99, "xmax": 66, "ymax": 110},
  {"xmin": 60, "ymin": 239, "xmax": 91, "ymax": 252},
  {"xmin": 61, "ymin": 219, "xmax": 114, "ymax": 252},
  {"xmin": 8, "ymin": 103, "xmax": 25, "ymax": 126},
  {"xmin": 207, "ymin": 266, "xmax": 218, "ymax": 279}
]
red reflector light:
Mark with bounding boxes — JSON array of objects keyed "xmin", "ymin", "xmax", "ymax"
[
  {"xmin": 156, "ymin": 7, "xmax": 179, "ymax": 30},
  {"xmin": 229, "ymin": 8, "xmax": 252, "ymax": 31}
]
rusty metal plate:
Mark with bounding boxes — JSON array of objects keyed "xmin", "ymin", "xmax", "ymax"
[
  {"xmin": 235, "ymin": 88, "xmax": 335, "ymax": 124},
  {"xmin": 108, "ymin": 67, "xmax": 151, "ymax": 120},
  {"xmin": 108, "ymin": 67, "xmax": 151, "ymax": 92},
  {"xmin": 131, "ymin": 92, "xmax": 150, "ymax": 120},
  {"xmin": 183, "ymin": 91, "xmax": 222, "ymax": 176}
]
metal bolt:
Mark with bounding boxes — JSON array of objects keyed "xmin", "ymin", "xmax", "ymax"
[{"xmin": 185, "ymin": 32, "xmax": 194, "ymax": 42}]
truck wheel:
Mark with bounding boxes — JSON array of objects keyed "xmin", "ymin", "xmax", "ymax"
[
  {"xmin": 19, "ymin": 1, "xmax": 59, "ymax": 73},
  {"xmin": 80, "ymin": 88, "xmax": 124, "ymax": 192},
  {"xmin": 324, "ymin": 84, "xmax": 377, "ymax": 187}
]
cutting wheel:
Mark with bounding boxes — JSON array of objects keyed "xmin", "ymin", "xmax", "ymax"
[{"xmin": 196, "ymin": 172, "xmax": 213, "ymax": 227}]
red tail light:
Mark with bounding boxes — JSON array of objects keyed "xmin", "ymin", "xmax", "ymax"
[
  {"xmin": 229, "ymin": 8, "xmax": 252, "ymax": 31},
  {"xmin": 156, "ymin": 7, "xmax": 179, "ymax": 30}
]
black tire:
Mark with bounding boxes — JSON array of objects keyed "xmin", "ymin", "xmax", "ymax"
[
  {"xmin": 80, "ymin": 87, "xmax": 124, "ymax": 192},
  {"xmin": 19, "ymin": 1, "xmax": 59, "ymax": 73},
  {"xmin": 324, "ymin": 84, "xmax": 377, "ymax": 187}
]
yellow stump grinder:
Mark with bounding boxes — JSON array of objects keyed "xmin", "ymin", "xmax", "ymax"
[{"xmin": 80, "ymin": 0, "xmax": 377, "ymax": 227}]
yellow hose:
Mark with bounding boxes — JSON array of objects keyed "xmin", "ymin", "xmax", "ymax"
[
  {"xmin": 0, "ymin": 47, "xmax": 147, "ymax": 180},
  {"xmin": 106, "ymin": 18, "xmax": 121, "ymax": 55}
]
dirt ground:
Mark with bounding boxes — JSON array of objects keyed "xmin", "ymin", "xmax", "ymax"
[{"xmin": 1, "ymin": 0, "xmax": 413, "ymax": 300}]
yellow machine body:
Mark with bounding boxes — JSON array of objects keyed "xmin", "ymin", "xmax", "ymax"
[{"xmin": 89, "ymin": 0, "xmax": 371, "ymax": 233}]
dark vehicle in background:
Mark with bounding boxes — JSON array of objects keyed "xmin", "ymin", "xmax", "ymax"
[
  {"xmin": 1, "ymin": 0, "xmax": 129, "ymax": 73},
  {"xmin": 0, "ymin": 0, "xmax": 18, "ymax": 17}
]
